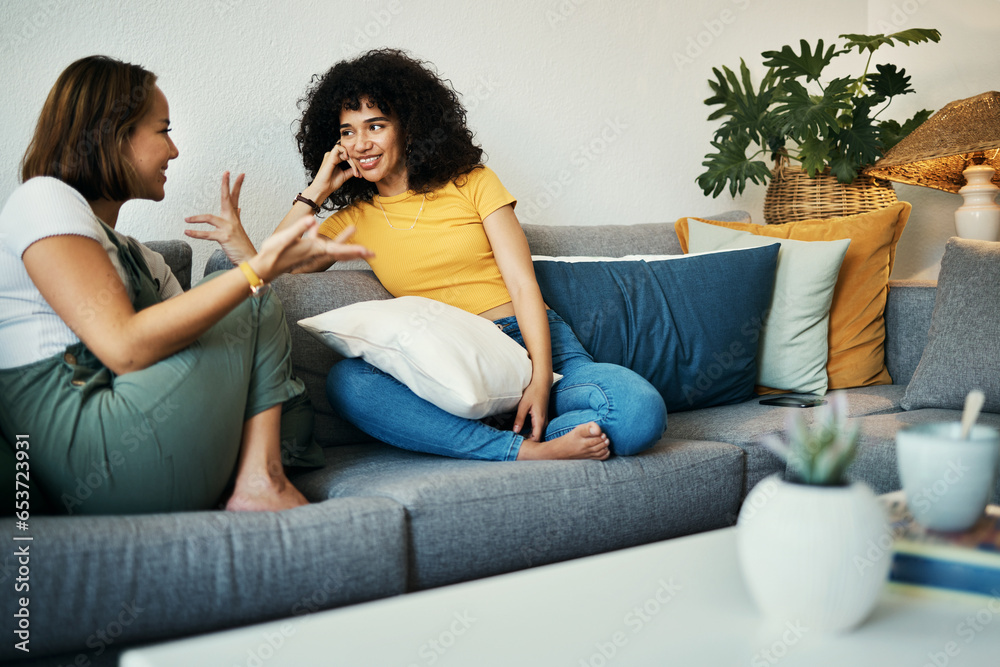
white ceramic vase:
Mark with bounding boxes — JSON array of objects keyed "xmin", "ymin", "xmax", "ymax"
[{"xmin": 736, "ymin": 474, "xmax": 890, "ymax": 632}]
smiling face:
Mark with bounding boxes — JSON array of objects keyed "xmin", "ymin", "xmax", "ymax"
[
  {"xmin": 123, "ymin": 85, "xmax": 178, "ymax": 201},
  {"xmin": 339, "ymin": 98, "xmax": 408, "ymax": 196}
]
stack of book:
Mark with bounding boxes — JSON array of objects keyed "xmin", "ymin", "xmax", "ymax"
[{"xmin": 882, "ymin": 491, "xmax": 1000, "ymax": 602}]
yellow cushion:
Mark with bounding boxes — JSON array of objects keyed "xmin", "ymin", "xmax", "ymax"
[{"xmin": 675, "ymin": 202, "xmax": 911, "ymax": 390}]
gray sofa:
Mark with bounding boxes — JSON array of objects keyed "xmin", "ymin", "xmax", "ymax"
[{"xmin": 4, "ymin": 219, "xmax": 997, "ymax": 666}]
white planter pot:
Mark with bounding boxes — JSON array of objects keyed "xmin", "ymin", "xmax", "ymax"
[{"xmin": 736, "ymin": 474, "xmax": 890, "ymax": 632}]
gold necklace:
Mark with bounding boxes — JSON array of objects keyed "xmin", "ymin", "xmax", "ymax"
[{"xmin": 375, "ymin": 194, "xmax": 426, "ymax": 230}]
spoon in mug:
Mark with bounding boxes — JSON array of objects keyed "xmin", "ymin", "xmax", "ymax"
[{"xmin": 960, "ymin": 390, "xmax": 986, "ymax": 440}]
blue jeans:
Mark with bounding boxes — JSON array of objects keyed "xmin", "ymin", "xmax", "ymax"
[{"xmin": 326, "ymin": 310, "xmax": 666, "ymax": 461}]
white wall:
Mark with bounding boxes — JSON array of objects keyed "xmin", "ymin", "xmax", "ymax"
[{"xmin": 1, "ymin": 0, "xmax": 995, "ymax": 280}]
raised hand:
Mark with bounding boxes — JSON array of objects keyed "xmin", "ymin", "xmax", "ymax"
[
  {"xmin": 310, "ymin": 142, "xmax": 360, "ymax": 197},
  {"xmin": 185, "ymin": 172, "xmax": 258, "ymax": 265},
  {"xmin": 250, "ymin": 217, "xmax": 373, "ymax": 282}
]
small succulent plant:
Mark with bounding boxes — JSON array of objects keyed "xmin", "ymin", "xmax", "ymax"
[{"xmin": 763, "ymin": 393, "xmax": 859, "ymax": 486}]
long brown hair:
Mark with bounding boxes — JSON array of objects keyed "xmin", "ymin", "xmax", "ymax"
[{"xmin": 20, "ymin": 55, "xmax": 157, "ymax": 202}]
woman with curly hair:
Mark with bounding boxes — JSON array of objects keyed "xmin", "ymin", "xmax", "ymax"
[{"xmin": 209, "ymin": 49, "xmax": 666, "ymax": 461}]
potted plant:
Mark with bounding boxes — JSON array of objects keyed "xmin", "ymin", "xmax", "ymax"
[
  {"xmin": 737, "ymin": 394, "xmax": 890, "ymax": 632},
  {"xmin": 697, "ymin": 29, "xmax": 941, "ymax": 223}
]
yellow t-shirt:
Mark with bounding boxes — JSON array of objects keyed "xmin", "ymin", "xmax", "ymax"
[{"xmin": 318, "ymin": 166, "xmax": 517, "ymax": 315}]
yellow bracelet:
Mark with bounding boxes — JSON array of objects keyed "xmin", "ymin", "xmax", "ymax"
[{"xmin": 238, "ymin": 261, "xmax": 267, "ymax": 296}]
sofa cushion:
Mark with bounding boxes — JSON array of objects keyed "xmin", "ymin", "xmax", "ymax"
[
  {"xmin": 902, "ymin": 238, "xmax": 1000, "ymax": 414},
  {"xmin": 293, "ymin": 438, "xmax": 745, "ymax": 590},
  {"xmin": 844, "ymin": 408, "xmax": 1000, "ymax": 501},
  {"xmin": 884, "ymin": 280, "xmax": 937, "ymax": 386},
  {"xmin": 664, "ymin": 385, "xmax": 908, "ymax": 496},
  {"xmin": 686, "ymin": 219, "xmax": 850, "ymax": 395},
  {"xmin": 0, "ymin": 497, "xmax": 408, "ymax": 662},
  {"xmin": 676, "ymin": 202, "xmax": 911, "ymax": 390},
  {"xmin": 533, "ymin": 245, "xmax": 779, "ymax": 411}
]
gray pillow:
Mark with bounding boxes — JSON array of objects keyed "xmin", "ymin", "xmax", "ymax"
[{"xmin": 901, "ymin": 238, "xmax": 1000, "ymax": 413}]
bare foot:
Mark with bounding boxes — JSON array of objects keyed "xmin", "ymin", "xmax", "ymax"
[
  {"xmin": 516, "ymin": 422, "xmax": 611, "ymax": 460},
  {"xmin": 226, "ymin": 471, "xmax": 309, "ymax": 512}
]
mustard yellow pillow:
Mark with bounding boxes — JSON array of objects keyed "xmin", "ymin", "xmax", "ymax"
[{"xmin": 675, "ymin": 203, "xmax": 911, "ymax": 390}]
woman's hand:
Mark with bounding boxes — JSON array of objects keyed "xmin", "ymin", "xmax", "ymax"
[
  {"xmin": 309, "ymin": 142, "xmax": 360, "ymax": 199},
  {"xmin": 514, "ymin": 377, "xmax": 551, "ymax": 442},
  {"xmin": 249, "ymin": 216, "xmax": 373, "ymax": 282},
  {"xmin": 184, "ymin": 172, "xmax": 257, "ymax": 265}
]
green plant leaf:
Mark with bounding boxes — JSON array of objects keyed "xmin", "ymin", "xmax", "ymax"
[
  {"xmin": 839, "ymin": 28, "xmax": 941, "ymax": 53},
  {"xmin": 866, "ymin": 63, "xmax": 914, "ymax": 98},
  {"xmin": 705, "ymin": 62, "xmax": 781, "ymax": 147},
  {"xmin": 797, "ymin": 135, "xmax": 831, "ymax": 177},
  {"xmin": 877, "ymin": 108, "xmax": 933, "ymax": 152},
  {"xmin": 823, "ymin": 96, "xmax": 882, "ymax": 182},
  {"xmin": 761, "ymin": 39, "xmax": 841, "ymax": 82},
  {"xmin": 774, "ymin": 77, "xmax": 852, "ymax": 143},
  {"xmin": 828, "ymin": 152, "xmax": 860, "ymax": 183},
  {"xmin": 696, "ymin": 135, "xmax": 771, "ymax": 198}
]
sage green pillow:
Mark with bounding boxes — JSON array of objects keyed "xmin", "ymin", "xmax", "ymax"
[{"xmin": 687, "ymin": 220, "xmax": 850, "ymax": 395}]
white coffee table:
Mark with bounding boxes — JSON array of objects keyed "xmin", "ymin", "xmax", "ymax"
[{"xmin": 120, "ymin": 527, "xmax": 999, "ymax": 666}]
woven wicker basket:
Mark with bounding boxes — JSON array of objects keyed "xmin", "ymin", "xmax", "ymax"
[{"xmin": 763, "ymin": 159, "xmax": 898, "ymax": 225}]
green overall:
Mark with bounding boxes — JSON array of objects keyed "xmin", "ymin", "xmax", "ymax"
[{"xmin": 0, "ymin": 223, "xmax": 323, "ymax": 515}]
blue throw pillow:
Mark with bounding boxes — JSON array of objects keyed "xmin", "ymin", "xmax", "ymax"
[{"xmin": 533, "ymin": 245, "xmax": 779, "ymax": 412}]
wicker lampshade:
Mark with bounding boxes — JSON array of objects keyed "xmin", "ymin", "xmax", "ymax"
[{"xmin": 864, "ymin": 91, "xmax": 1000, "ymax": 193}]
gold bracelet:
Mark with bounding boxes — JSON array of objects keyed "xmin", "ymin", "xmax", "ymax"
[{"xmin": 238, "ymin": 261, "xmax": 267, "ymax": 296}]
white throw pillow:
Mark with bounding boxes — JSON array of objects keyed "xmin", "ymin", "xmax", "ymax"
[
  {"xmin": 298, "ymin": 296, "xmax": 534, "ymax": 419},
  {"xmin": 687, "ymin": 220, "xmax": 849, "ymax": 395}
]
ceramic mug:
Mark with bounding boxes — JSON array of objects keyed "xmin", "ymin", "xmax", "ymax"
[{"xmin": 896, "ymin": 422, "xmax": 1000, "ymax": 532}]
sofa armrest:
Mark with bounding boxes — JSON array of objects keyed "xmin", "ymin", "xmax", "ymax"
[
  {"xmin": 144, "ymin": 239, "xmax": 192, "ymax": 290},
  {"xmin": 0, "ymin": 497, "xmax": 408, "ymax": 662},
  {"xmin": 272, "ymin": 271, "xmax": 393, "ymax": 446},
  {"xmin": 884, "ymin": 279, "xmax": 937, "ymax": 386}
]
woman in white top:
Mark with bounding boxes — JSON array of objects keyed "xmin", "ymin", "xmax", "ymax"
[{"xmin": 0, "ymin": 55, "xmax": 370, "ymax": 514}]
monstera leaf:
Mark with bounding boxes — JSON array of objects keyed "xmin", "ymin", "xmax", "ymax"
[
  {"xmin": 866, "ymin": 64, "xmax": 914, "ymax": 99},
  {"xmin": 829, "ymin": 113, "xmax": 881, "ymax": 183},
  {"xmin": 774, "ymin": 78, "xmax": 852, "ymax": 143},
  {"xmin": 840, "ymin": 28, "xmax": 941, "ymax": 53},
  {"xmin": 705, "ymin": 61, "xmax": 780, "ymax": 147},
  {"xmin": 797, "ymin": 136, "xmax": 832, "ymax": 177},
  {"xmin": 697, "ymin": 135, "xmax": 772, "ymax": 198},
  {"xmin": 761, "ymin": 39, "xmax": 841, "ymax": 82}
]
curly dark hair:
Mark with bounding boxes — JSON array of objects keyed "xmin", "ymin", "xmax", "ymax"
[{"xmin": 296, "ymin": 48, "xmax": 484, "ymax": 210}]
